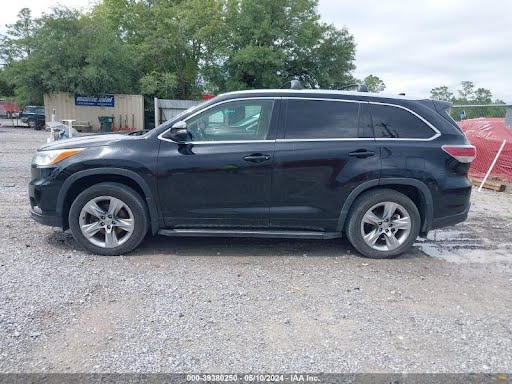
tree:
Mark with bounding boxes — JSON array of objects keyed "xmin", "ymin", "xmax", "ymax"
[
  {"xmin": 430, "ymin": 85, "xmax": 453, "ymax": 102},
  {"xmin": 458, "ymin": 81, "xmax": 475, "ymax": 101},
  {"xmin": 431, "ymin": 82, "xmax": 504, "ymax": 121},
  {"xmin": 363, "ymin": 75, "xmax": 385, "ymax": 93},
  {"xmin": 1, "ymin": 1, "xmax": 357, "ymax": 104},
  {"xmin": 431, "ymin": 82, "xmax": 496, "ymax": 105},
  {"xmin": 2, "ymin": 7, "xmax": 137, "ymax": 105},
  {"xmin": 0, "ymin": 70, "xmax": 15, "ymax": 97},
  {"xmin": 216, "ymin": 0, "xmax": 356, "ymax": 91},
  {"xmin": 0, "ymin": 8, "xmax": 37, "ymax": 62},
  {"xmin": 474, "ymin": 88, "xmax": 493, "ymax": 104}
]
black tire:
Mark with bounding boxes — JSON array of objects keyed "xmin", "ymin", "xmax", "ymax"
[
  {"xmin": 68, "ymin": 182, "xmax": 149, "ymax": 256},
  {"xmin": 345, "ymin": 189, "xmax": 420, "ymax": 259},
  {"xmin": 28, "ymin": 119, "xmax": 38, "ymax": 129}
]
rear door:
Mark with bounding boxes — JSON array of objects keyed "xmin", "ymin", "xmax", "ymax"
[{"xmin": 269, "ymin": 98, "xmax": 381, "ymax": 232}]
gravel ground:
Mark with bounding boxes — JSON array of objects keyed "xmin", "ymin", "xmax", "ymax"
[{"xmin": 0, "ymin": 123, "xmax": 511, "ymax": 373}]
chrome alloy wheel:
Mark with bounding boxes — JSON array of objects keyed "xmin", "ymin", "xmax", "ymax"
[
  {"xmin": 78, "ymin": 196, "xmax": 135, "ymax": 248},
  {"xmin": 360, "ymin": 201, "xmax": 412, "ymax": 252}
]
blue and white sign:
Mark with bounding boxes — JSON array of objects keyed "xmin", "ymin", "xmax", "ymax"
[{"xmin": 75, "ymin": 94, "xmax": 115, "ymax": 107}]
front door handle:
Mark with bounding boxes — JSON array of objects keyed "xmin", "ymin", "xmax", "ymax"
[
  {"xmin": 243, "ymin": 153, "xmax": 271, "ymax": 163},
  {"xmin": 348, "ymin": 149, "xmax": 375, "ymax": 159}
]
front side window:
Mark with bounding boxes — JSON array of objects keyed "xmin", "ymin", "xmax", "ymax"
[
  {"xmin": 186, "ymin": 99, "xmax": 274, "ymax": 142},
  {"xmin": 370, "ymin": 104, "xmax": 434, "ymax": 139},
  {"xmin": 285, "ymin": 99, "xmax": 360, "ymax": 139}
]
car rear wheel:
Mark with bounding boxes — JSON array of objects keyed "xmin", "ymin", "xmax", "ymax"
[
  {"xmin": 68, "ymin": 182, "xmax": 149, "ymax": 255},
  {"xmin": 345, "ymin": 189, "xmax": 420, "ymax": 259}
]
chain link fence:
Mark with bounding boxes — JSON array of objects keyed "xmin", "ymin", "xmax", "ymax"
[{"xmin": 450, "ymin": 104, "xmax": 512, "ymax": 183}]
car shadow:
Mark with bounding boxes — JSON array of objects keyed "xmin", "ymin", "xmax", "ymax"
[{"xmin": 47, "ymin": 230, "xmax": 427, "ymax": 260}]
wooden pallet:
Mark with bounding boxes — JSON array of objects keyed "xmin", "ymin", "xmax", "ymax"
[{"xmin": 470, "ymin": 177, "xmax": 506, "ymax": 192}]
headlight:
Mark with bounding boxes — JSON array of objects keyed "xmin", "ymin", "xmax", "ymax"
[{"xmin": 32, "ymin": 148, "xmax": 85, "ymax": 166}]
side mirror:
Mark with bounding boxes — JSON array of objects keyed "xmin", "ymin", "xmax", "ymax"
[{"xmin": 168, "ymin": 121, "xmax": 188, "ymax": 143}]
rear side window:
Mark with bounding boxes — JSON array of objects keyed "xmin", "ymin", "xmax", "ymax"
[
  {"xmin": 285, "ymin": 99, "xmax": 359, "ymax": 139},
  {"xmin": 370, "ymin": 104, "xmax": 434, "ymax": 139}
]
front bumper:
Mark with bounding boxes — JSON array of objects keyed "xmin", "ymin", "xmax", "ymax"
[
  {"xmin": 29, "ymin": 165, "xmax": 68, "ymax": 228},
  {"xmin": 30, "ymin": 206, "xmax": 62, "ymax": 227}
]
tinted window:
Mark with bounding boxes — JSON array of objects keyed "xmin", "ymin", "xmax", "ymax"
[
  {"xmin": 186, "ymin": 99, "xmax": 274, "ymax": 142},
  {"xmin": 370, "ymin": 104, "xmax": 434, "ymax": 139},
  {"xmin": 285, "ymin": 100, "xmax": 359, "ymax": 139}
]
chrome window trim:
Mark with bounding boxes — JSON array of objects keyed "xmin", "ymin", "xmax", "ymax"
[
  {"xmin": 368, "ymin": 101, "xmax": 441, "ymax": 141},
  {"xmin": 158, "ymin": 96, "xmax": 442, "ymax": 144},
  {"xmin": 282, "ymin": 97, "xmax": 440, "ymax": 142},
  {"xmin": 276, "ymin": 138, "xmax": 373, "ymax": 143},
  {"xmin": 158, "ymin": 97, "xmax": 278, "ymax": 144},
  {"xmin": 175, "ymin": 140, "xmax": 274, "ymax": 145}
]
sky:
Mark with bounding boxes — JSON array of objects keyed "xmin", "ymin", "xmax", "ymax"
[{"xmin": 1, "ymin": 0, "xmax": 511, "ymax": 102}]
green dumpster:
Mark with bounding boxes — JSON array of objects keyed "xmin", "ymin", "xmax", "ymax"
[{"xmin": 98, "ymin": 116, "xmax": 114, "ymax": 133}]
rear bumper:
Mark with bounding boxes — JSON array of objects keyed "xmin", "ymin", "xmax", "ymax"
[{"xmin": 431, "ymin": 204, "xmax": 470, "ymax": 230}]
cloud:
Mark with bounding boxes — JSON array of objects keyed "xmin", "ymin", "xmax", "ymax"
[{"xmin": 318, "ymin": 0, "xmax": 512, "ymax": 102}]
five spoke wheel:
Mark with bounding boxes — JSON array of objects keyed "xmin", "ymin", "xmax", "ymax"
[
  {"xmin": 360, "ymin": 201, "xmax": 412, "ymax": 252},
  {"xmin": 79, "ymin": 196, "xmax": 135, "ymax": 249}
]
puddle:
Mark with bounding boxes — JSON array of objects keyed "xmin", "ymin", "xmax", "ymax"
[{"xmin": 414, "ymin": 227, "xmax": 512, "ymax": 266}]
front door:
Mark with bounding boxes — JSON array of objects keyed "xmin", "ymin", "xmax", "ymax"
[{"xmin": 157, "ymin": 98, "xmax": 278, "ymax": 229}]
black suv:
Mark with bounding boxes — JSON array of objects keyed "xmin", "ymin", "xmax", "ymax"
[{"xmin": 29, "ymin": 88, "xmax": 475, "ymax": 258}]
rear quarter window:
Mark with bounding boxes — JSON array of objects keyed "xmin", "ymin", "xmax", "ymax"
[{"xmin": 370, "ymin": 104, "xmax": 435, "ymax": 139}]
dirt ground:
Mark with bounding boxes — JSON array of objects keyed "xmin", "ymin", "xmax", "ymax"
[{"xmin": 0, "ymin": 122, "xmax": 511, "ymax": 374}]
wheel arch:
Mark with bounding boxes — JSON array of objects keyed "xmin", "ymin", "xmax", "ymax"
[
  {"xmin": 337, "ymin": 178, "xmax": 433, "ymax": 235},
  {"xmin": 57, "ymin": 168, "xmax": 160, "ymax": 234}
]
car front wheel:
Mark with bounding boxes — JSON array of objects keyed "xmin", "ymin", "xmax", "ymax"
[
  {"xmin": 27, "ymin": 119, "xmax": 37, "ymax": 129},
  {"xmin": 345, "ymin": 189, "xmax": 420, "ymax": 259},
  {"xmin": 68, "ymin": 182, "xmax": 149, "ymax": 255}
]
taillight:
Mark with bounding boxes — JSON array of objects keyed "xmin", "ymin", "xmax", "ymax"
[{"xmin": 442, "ymin": 145, "xmax": 476, "ymax": 163}]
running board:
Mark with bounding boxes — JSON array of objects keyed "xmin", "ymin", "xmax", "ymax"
[{"xmin": 158, "ymin": 228, "xmax": 342, "ymax": 240}]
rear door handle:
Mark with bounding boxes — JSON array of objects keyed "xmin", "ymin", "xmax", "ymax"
[
  {"xmin": 348, "ymin": 149, "xmax": 375, "ymax": 158},
  {"xmin": 243, "ymin": 153, "xmax": 271, "ymax": 163}
]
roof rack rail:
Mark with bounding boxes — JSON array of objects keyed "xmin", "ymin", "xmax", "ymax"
[
  {"xmin": 337, "ymin": 83, "xmax": 369, "ymax": 92},
  {"xmin": 337, "ymin": 83, "xmax": 358, "ymax": 91}
]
